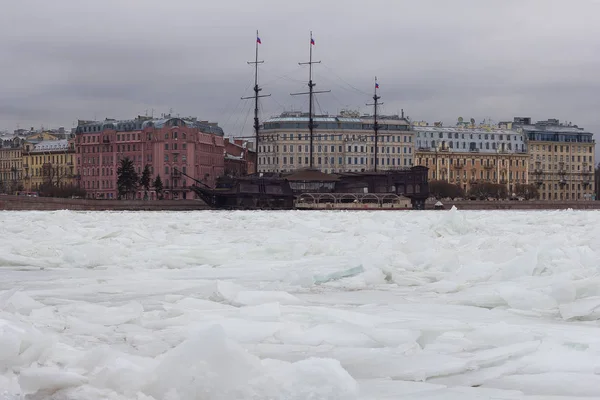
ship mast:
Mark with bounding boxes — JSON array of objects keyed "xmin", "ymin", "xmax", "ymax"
[
  {"xmin": 366, "ymin": 77, "xmax": 383, "ymax": 172},
  {"xmin": 242, "ymin": 30, "xmax": 270, "ymax": 174},
  {"xmin": 291, "ymin": 31, "xmax": 330, "ymax": 169}
]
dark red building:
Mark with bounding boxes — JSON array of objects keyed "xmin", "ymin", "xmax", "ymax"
[{"xmin": 224, "ymin": 139, "xmax": 256, "ymax": 177}]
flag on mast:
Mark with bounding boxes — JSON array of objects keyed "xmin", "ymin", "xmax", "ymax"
[
  {"xmin": 257, "ymin": 36, "xmax": 261, "ymax": 44},
  {"xmin": 310, "ymin": 37, "xmax": 315, "ymax": 45}
]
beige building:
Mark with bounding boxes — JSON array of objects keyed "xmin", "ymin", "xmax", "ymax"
[
  {"xmin": 0, "ymin": 136, "xmax": 26, "ymax": 193},
  {"xmin": 516, "ymin": 118, "xmax": 595, "ymax": 201},
  {"xmin": 416, "ymin": 147, "xmax": 529, "ymax": 194},
  {"xmin": 258, "ymin": 111, "xmax": 414, "ymax": 173},
  {"xmin": 414, "ymin": 125, "xmax": 529, "ymax": 194}
]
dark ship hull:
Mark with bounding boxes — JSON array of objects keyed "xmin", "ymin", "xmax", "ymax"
[
  {"xmin": 189, "ymin": 166, "xmax": 429, "ymax": 211},
  {"xmin": 190, "ymin": 175, "xmax": 295, "ymax": 210}
]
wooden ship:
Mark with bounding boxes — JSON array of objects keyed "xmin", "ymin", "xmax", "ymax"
[
  {"xmin": 189, "ymin": 31, "xmax": 429, "ymax": 210},
  {"xmin": 187, "ymin": 172, "xmax": 295, "ymax": 210}
]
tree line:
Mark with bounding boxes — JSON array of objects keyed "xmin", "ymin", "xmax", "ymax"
[
  {"xmin": 429, "ymin": 180, "xmax": 540, "ymax": 200},
  {"xmin": 116, "ymin": 157, "xmax": 164, "ymax": 200}
]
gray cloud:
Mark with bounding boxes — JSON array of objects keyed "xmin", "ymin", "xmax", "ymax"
[{"xmin": 1, "ymin": 0, "xmax": 600, "ymax": 150}]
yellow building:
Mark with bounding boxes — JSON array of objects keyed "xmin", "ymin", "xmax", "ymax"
[
  {"xmin": 519, "ymin": 119, "xmax": 595, "ymax": 201},
  {"xmin": 22, "ymin": 139, "xmax": 77, "ymax": 192},
  {"xmin": 416, "ymin": 147, "xmax": 529, "ymax": 194},
  {"xmin": 0, "ymin": 137, "xmax": 26, "ymax": 193},
  {"xmin": 26, "ymin": 132, "xmax": 59, "ymax": 142}
]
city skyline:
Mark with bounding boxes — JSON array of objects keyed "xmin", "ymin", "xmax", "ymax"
[{"xmin": 1, "ymin": 0, "xmax": 599, "ymax": 142}]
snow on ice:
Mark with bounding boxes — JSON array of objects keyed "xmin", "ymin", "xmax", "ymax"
[{"xmin": 1, "ymin": 209, "xmax": 600, "ymax": 399}]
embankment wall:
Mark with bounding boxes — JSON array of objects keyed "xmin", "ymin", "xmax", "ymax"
[{"xmin": 0, "ymin": 195, "xmax": 209, "ymax": 211}]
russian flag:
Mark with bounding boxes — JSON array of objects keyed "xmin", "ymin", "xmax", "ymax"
[
  {"xmin": 311, "ymin": 37, "xmax": 315, "ymax": 45},
  {"xmin": 257, "ymin": 36, "xmax": 261, "ymax": 44},
  {"xmin": 375, "ymin": 82, "xmax": 379, "ymax": 89}
]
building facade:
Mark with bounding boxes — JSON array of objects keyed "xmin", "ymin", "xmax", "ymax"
[
  {"xmin": 414, "ymin": 126, "xmax": 529, "ymax": 193},
  {"xmin": 514, "ymin": 118, "xmax": 595, "ymax": 201},
  {"xmin": 258, "ymin": 111, "xmax": 414, "ymax": 174},
  {"xmin": 22, "ymin": 139, "xmax": 76, "ymax": 191},
  {"xmin": 0, "ymin": 137, "xmax": 26, "ymax": 193},
  {"xmin": 74, "ymin": 116, "xmax": 225, "ymax": 200},
  {"xmin": 224, "ymin": 139, "xmax": 256, "ymax": 177}
]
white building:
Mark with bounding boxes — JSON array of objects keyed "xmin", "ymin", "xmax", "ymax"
[
  {"xmin": 258, "ymin": 111, "xmax": 414, "ymax": 173},
  {"xmin": 414, "ymin": 126, "xmax": 528, "ymax": 154}
]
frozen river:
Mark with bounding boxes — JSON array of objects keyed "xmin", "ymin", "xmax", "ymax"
[{"xmin": 1, "ymin": 209, "xmax": 600, "ymax": 399}]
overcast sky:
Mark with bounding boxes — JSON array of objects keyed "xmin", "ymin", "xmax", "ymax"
[{"xmin": 1, "ymin": 0, "xmax": 600, "ymax": 140}]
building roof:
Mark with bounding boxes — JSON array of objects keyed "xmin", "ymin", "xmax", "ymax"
[
  {"xmin": 412, "ymin": 126, "xmax": 520, "ymax": 136},
  {"xmin": 76, "ymin": 116, "xmax": 225, "ymax": 136},
  {"xmin": 263, "ymin": 113, "xmax": 410, "ymax": 126},
  {"xmin": 521, "ymin": 125, "xmax": 592, "ymax": 134},
  {"xmin": 31, "ymin": 140, "xmax": 70, "ymax": 153},
  {"xmin": 225, "ymin": 154, "xmax": 245, "ymax": 161}
]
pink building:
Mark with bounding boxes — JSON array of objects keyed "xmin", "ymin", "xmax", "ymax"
[{"xmin": 75, "ymin": 116, "xmax": 225, "ymax": 199}]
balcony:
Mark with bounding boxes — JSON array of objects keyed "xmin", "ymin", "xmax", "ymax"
[
  {"xmin": 452, "ymin": 164, "xmax": 463, "ymax": 169},
  {"xmin": 533, "ymin": 168, "xmax": 543, "ymax": 174},
  {"xmin": 500, "ymin": 179, "xmax": 508, "ymax": 184},
  {"xmin": 483, "ymin": 164, "xmax": 493, "ymax": 169},
  {"xmin": 171, "ymin": 170, "xmax": 182, "ymax": 177},
  {"xmin": 166, "ymin": 185, "xmax": 188, "ymax": 191},
  {"xmin": 103, "ymin": 137, "xmax": 110, "ymax": 143}
]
